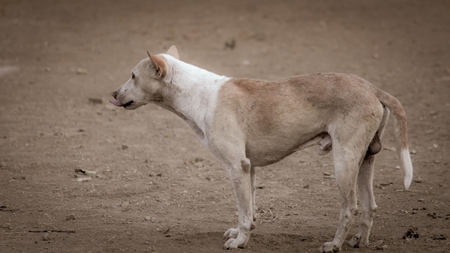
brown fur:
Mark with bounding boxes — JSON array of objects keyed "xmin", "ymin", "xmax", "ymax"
[{"xmin": 214, "ymin": 73, "xmax": 384, "ymax": 167}]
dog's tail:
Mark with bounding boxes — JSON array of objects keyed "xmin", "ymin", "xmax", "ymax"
[{"xmin": 375, "ymin": 88, "xmax": 413, "ymax": 190}]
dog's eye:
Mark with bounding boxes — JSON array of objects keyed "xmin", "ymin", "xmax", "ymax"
[{"xmin": 131, "ymin": 73, "xmax": 135, "ymax": 79}]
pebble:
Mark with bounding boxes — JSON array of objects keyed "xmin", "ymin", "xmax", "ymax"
[
  {"xmin": 413, "ymin": 178, "xmax": 423, "ymax": 183},
  {"xmin": 76, "ymin": 68, "xmax": 88, "ymax": 75},
  {"xmin": 42, "ymin": 233, "xmax": 50, "ymax": 241},
  {"xmin": 77, "ymin": 177, "xmax": 92, "ymax": 182},
  {"xmin": 66, "ymin": 214, "xmax": 76, "ymax": 221},
  {"xmin": 144, "ymin": 216, "xmax": 157, "ymax": 223},
  {"xmin": 376, "ymin": 244, "xmax": 389, "ymax": 250}
]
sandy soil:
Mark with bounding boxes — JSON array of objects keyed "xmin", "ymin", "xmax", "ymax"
[{"xmin": 1, "ymin": 1, "xmax": 449, "ymax": 252}]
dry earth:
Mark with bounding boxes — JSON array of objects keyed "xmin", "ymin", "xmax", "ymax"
[{"xmin": 1, "ymin": 1, "xmax": 449, "ymax": 252}]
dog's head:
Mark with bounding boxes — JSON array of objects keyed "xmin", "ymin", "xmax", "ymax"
[{"xmin": 110, "ymin": 46, "xmax": 180, "ymax": 110}]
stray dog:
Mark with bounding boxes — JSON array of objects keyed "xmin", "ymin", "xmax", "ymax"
[{"xmin": 110, "ymin": 46, "xmax": 413, "ymax": 252}]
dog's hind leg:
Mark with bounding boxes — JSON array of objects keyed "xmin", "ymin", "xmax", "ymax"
[
  {"xmin": 348, "ymin": 106, "xmax": 389, "ymax": 248},
  {"xmin": 348, "ymin": 155, "xmax": 377, "ymax": 248},
  {"xmin": 319, "ymin": 116, "xmax": 381, "ymax": 252},
  {"xmin": 319, "ymin": 140, "xmax": 361, "ymax": 253}
]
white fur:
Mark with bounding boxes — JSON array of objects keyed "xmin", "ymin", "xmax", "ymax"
[
  {"xmin": 160, "ymin": 55, "xmax": 230, "ymax": 144},
  {"xmin": 401, "ymin": 148, "xmax": 413, "ymax": 189}
]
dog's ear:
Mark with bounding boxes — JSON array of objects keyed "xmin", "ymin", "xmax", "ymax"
[
  {"xmin": 147, "ymin": 51, "xmax": 166, "ymax": 78},
  {"xmin": 166, "ymin": 45, "xmax": 180, "ymax": 60}
]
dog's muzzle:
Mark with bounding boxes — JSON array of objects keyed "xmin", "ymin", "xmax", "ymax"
[{"xmin": 109, "ymin": 97, "xmax": 134, "ymax": 108}]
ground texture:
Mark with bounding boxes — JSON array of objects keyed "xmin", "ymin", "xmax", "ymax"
[{"xmin": 1, "ymin": 1, "xmax": 449, "ymax": 252}]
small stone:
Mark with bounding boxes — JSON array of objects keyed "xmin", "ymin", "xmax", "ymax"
[
  {"xmin": 418, "ymin": 198, "xmax": 424, "ymax": 202},
  {"xmin": 224, "ymin": 39, "xmax": 236, "ymax": 50},
  {"xmin": 376, "ymin": 244, "xmax": 389, "ymax": 250},
  {"xmin": 42, "ymin": 233, "xmax": 50, "ymax": 241},
  {"xmin": 433, "ymin": 143, "xmax": 439, "ymax": 148},
  {"xmin": 194, "ymin": 157, "xmax": 204, "ymax": 163},
  {"xmin": 402, "ymin": 226, "xmax": 419, "ymax": 239},
  {"xmin": 431, "ymin": 234, "xmax": 447, "ymax": 240},
  {"xmin": 410, "ymin": 149, "xmax": 417, "ymax": 155},
  {"xmin": 427, "ymin": 213, "xmax": 440, "ymax": 219},
  {"xmin": 76, "ymin": 68, "xmax": 88, "ymax": 75},
  {"xmin": 77, "ymin": 177, "xmax": 92, "ymax": 182},
  {"xmin": 66, "ymin": 214, "xmax": 76, "ymax": 221}
]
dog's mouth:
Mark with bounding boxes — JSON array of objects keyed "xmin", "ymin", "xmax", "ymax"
[
  {"xmin": 123, "ymin": 100, "xmax": 134, "ymax": 108},
  {"xmin": 109, "ymin": 98, "xmax": 134, "ymax": 108}
]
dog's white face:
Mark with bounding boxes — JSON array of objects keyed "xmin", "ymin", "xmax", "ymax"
[
  {"xmin": 110, "ymin": 57, "xmax": 165, "ymax": 110},
  {"xmin": 111, "ymin": 46, "xmax": 180, "ymax": 110}
]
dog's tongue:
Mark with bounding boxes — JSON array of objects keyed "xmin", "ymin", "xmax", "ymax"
[{"xmin": 109, "ymin": 98, "xmax": 122, "ymax": 107}]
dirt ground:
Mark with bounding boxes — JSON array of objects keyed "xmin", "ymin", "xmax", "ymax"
[{"xmin": 1, "ymin": 0, "xmax": 449, "ymax": 252}]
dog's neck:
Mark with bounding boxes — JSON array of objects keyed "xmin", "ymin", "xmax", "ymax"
[{"xmin": 157, "ymin": 55, "xmax": 230, "ymax": 139}]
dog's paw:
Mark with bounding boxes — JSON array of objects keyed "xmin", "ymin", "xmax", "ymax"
[
  {"xmin": 223, "ymin": 228, "xmax": 239, "ymax": 241},
  {"xmin": 223, "ymin": 238, "xmax": 244, "ymax": 250},
  {"xmin": 347, "ymin": 233, "xmax": 369, "ymax": 248},
  {"xmin": 223, "ymin": 228, "xmax": 249, "ymax": 249},
  {"xmin": 347, "ymin": 234, "xmax": 361, "ymax": 248},
  {"xmin": 318, "ymin": 241, "xmax": 341, "ymax": 253}
]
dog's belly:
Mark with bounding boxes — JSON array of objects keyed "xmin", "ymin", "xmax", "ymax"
[{"xmin": 245, "ymin": 131, "xmax": 326, "ymax": 167}]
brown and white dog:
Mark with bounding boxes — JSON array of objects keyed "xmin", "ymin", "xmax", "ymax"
[{"xmin": 110, "ymin": 46, "xmax": 413, "ymax": 252}]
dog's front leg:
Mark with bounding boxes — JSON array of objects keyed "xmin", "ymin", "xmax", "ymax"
[
  {"xmin": 223, "ymin": 159, "xmax": 254, "ymax": 249},
  {"xmin": 250, "ymin": 166, "xmax": 258, "ymax": 224}
]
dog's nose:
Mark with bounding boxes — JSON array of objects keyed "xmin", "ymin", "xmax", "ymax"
[{"xmin": 112, "ymin": 90, "xmax": 118, "ymax": 99}]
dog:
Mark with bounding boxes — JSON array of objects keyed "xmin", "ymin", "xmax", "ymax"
[{"xmin": 110, "ymin": 46, "xmax": 413, "ymax": 252}]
